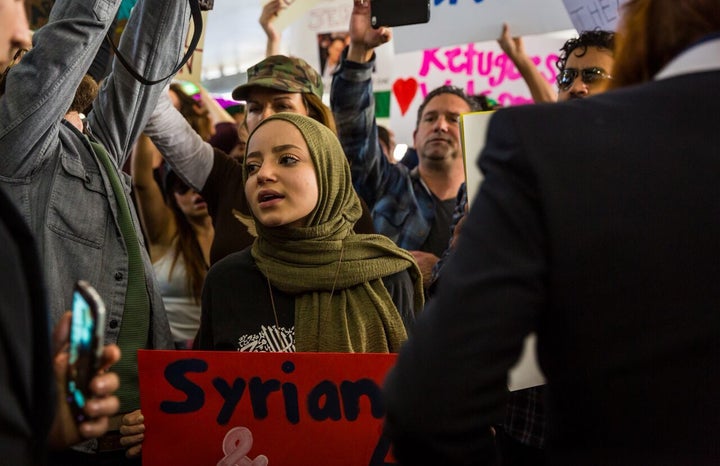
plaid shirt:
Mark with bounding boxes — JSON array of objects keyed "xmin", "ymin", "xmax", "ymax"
[
  {"xmin": 504, "ymin": 385, "xmax": 547, "ymax": 449},
  {"xmin": 331, "ymin": 52, "xmax": 435, "ymax": 251},
  {"xmin": 428, "ymin": 182, "xmax": 468, "ymax": 293}
]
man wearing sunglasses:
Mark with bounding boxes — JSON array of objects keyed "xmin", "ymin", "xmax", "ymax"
[
  {"xmin": 555, "ymin": 30, "xmax": 615, "ymax": 101},
  {"xmin": 498, "ymin": 25, "xmax": 615, "ymax": 103}
]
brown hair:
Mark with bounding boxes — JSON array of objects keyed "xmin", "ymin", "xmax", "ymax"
[
  {"xmin": 163, "ymin": 170, "xmax": 208, "ymax": 303},
  {"xmin": 69, "ymin": 74, "xmax": 99, "ymax": 114},
  {"xmin": 611, "ymin": 0, "xmax": 720, "ymax": 88},
  {"xmin": 303, "ymin": 93, "xmax": 337, "ymax": 135}
]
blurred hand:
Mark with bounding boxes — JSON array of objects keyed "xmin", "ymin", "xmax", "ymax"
[
  {"xmin": 48, "ymin": 312, "xmax": 121, "ymax": 449},
  {"xmin": 119, "ymin": 409, "xmax": 145, "ymax": 458},
  {"xmin": 348, "ymin": 0, "xmax": 392, "ymax": 63},
  {"xmin": 497, "ymin": 23, "xmax": 526, "ymax": 61},
  {"xmin": 410, "ymin": 250, "xmax": 440, "ymax": 289}
]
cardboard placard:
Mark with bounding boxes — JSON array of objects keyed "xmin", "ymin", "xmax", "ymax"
[
  {"xmin": 562, "ymin": 0, "xmax": 630, "ymax": 32},
  {"xmin": 262, "ymin": 0, "xmax": 324, "ymax": 32},
  {"xmin": 392, "ymin": 0, "xmax": 574, "ymax": 53},
  {"xmin": 138, "ymin": 350, "xmax": 398, "ymax": 466}
]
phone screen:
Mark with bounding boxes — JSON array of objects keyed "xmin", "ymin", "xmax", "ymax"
[{"xmin": 67, "ymin": 281, "xmax": 105, "ymax": 420}]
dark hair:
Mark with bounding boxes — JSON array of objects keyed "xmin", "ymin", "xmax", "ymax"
[
  {"xmin": 470, "ymin": 94, "xmax": 501, "ymax": 111},
  {"xmin": 68, "ymin": 74, "xmax": 99, "ymax": 115},
  {"xmin": 415, "ymin": 85, "xmax": 478, "ymax": 128},
  {"xmin": 556, "ymin": 30, "xmax": 616, "ymax": 72},
  {"xmin": 163, "ymin": 168, "xmax": 208, "ymax": 303},
  {"xmin": 611, "ymin": 0, "xmax": 720, "ymax": 88}
]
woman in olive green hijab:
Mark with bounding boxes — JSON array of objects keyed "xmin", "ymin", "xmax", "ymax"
[{"xmin": 195, "ymin": 113, "xmax": 423, "ymax": 352}]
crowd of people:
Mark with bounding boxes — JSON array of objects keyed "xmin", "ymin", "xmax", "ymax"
[{"xmin": 0, "ymin": 0, "xmax": 719, "ymax": 465}]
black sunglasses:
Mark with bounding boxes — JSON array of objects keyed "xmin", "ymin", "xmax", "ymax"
[{"xmin": 556, "ymin": 67, "xmax": 612, "ymax": 91}]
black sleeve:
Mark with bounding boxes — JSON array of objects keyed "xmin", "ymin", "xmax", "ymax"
[{"xmin": 382, "ymin": 270, "xmax": 416, "ymax": 334}]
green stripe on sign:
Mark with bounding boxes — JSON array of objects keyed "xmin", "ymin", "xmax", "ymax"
[{"xmin": 374, "ymin": 91, "xmax": 390, "ymax": 118}]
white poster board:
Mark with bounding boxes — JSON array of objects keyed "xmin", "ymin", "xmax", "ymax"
[
  {"xmin": 460, "ymin": 111, "xmax": 493, "ymax": 203},
  {"xmin": 392, "ymin": 0, "xmax": 574, "ymax": 53},
  {"xmin": 262, "ymin": 0, "xmax": 324, "ymax": 32},
  {"xmin": 461, "ymin": 111, "xmax": 547, "ymax": 391},
  {"xmin": 388, "ymin": 31, "xmax": 574, "ymax": 146},
  {"xmin": 509, "ymin": 334, "xmax": 546, "ymax": 391},
  {"xmin": 562, "ymin": 0, "xmax": 630, "ymax": 32},
  {"xmin": 286, "ymin": 0, "xmax": 393, "ymax": 94}
]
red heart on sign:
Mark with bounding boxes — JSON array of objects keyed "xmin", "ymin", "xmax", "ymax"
[{"xmin": 392, "ymin": 77, "xmax": 418, "ymax": 116}]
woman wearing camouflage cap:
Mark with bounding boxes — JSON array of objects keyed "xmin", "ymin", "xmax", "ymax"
[
  {"xmin": 141, "ymin": 54, "xmax": 375, "ymax": 267},
  {"xmin": 234, "ymin": 55, "xmax": 336, "ymax": 136}
]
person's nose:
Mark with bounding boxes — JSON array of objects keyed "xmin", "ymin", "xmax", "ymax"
[
  {"xmin": 568, "ymin": 77, "xmax": 589, "ymax": 98},
  {"xmin": 434, "ymin": 116, "xmax": 450, "ymax": 133},
  {"xmin": 12, "ymin": 5, "xmax": 32, "ymax": 52},
  {"xmin": 256, "ymin": 163, "xmax": 275, "ymax": 185},
  {"xmin": 258, "ymin": 105, "xmax": 275, "ymax": 123}
]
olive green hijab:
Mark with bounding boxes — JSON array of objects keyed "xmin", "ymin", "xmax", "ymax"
[{"xmin": 243, "ymin": 113, "xmax": 423, "ymax": 352}]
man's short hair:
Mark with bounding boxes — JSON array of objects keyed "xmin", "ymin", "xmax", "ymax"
[
  {"xmin": 556, "ymin": 30, "xmax": 616, "ymax": 72},
  {"xmin": 69, "ymin": 74, "xmax": 99, "ymax": 115},
  {"xmin": 416, "ymin": 85, "xmax": 478, "ymax": 128}
]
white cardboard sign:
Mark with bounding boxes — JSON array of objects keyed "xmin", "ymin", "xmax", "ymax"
[
  {"xmin": 392, "ymin": 0, "xmax": 574, "ymax": 53},
  {"xmin": 562, "ymin": 0, "xmax": 630, "ymax": 32}
]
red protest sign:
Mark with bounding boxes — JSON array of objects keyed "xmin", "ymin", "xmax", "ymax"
[{"xmin": 138, "ymin": 350, "xmax": 398, "ymax": 466}]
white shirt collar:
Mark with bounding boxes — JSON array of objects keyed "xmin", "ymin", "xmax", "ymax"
[{"xmin": 655, "ymin": 36, "xmax": 720, "ymax": 80}]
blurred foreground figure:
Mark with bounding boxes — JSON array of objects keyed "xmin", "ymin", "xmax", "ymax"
[{"xmin": 384, "ymin": 1, "xmax": 720, "ymax": 464}]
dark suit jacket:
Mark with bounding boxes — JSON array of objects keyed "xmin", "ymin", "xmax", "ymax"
[
  {"xmin": 0, "ymin": 187, "xmax": 54, "ymax": 465},
  {"xmin": 384, "ymin": 70, "xmax": 720, "ymax": 465}
]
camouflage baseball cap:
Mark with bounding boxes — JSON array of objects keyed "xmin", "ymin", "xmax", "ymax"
[{"xmin": 231, "ymin": 55, "xmax": 324, "ymax": 101}]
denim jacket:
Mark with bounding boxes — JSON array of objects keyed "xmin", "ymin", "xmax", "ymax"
[
  {"xmin": 331, "ymin": 51, "xmax": 435, "ymax": 251},
  {"xmin": 0, "ymin": 0, "xmax": 190, "ymax": 349}
]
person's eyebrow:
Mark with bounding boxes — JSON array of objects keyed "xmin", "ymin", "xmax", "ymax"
[{"xmin": 271, "ymin": 144, "xmax": 303, "ymax": 154}]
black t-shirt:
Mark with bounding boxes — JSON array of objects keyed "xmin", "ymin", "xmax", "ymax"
[
  {"xmin": 422, "ymin": 196, "xmax": 456, "ymax": 258},
  {"xmin": 195, "ymin": 248, "xmax": 416, "ymax": 351}
]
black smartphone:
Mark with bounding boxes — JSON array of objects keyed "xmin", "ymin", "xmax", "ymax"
[
  {"xmin": 371, "ymin": 0, "xmax": 431, "ymax": 29},
  {"xmin": 67, "ymin": 280, "xmax": 106, "ymax": 422}
]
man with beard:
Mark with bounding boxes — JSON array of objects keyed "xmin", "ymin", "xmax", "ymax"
[{"xmin": 331, "ymin": 0, "xmax": 477, "ymax": 288}]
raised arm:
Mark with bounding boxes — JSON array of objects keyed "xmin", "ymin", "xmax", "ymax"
[
  {"xmin": 143, "ymin": 89, "xmax": 214, "ymax": 192},
  {"xmin": 497, "ymin": 23, "xmax": 557, "ymax": 104},
  {"xmin": 130, "ymin": 134, "xmax": 176, "ymax": 251},
  {"xmin": 330, "ymin": 0, "xmax": 404, "ymax": 208},
  {"xmin": 0, "ymin": 0, "xmax": 122, "ymax": 178},
  {"xmin": 259, "ymin": 0, "xmax": 283, "ymax": 57},
  {"xmin": 87, "ymin": 0, "xmax": 191, "ymax": 167}
]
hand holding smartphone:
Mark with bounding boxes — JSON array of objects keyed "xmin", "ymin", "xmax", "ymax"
[{"xmin": 67, "ymin": 280, "xmax": 106, "ymax": 422}]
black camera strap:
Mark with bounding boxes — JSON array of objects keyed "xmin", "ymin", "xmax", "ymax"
[{"xmin": 107, "ymin": 0, "xmax": 204, "ymax": 85}]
